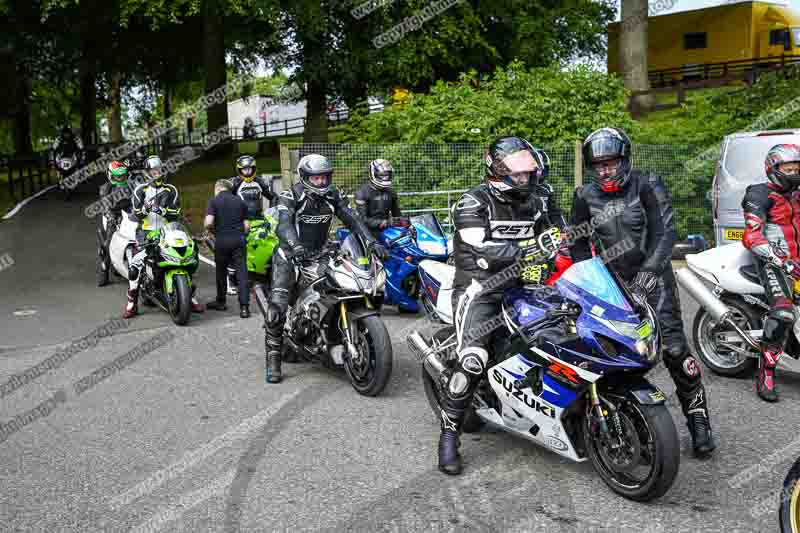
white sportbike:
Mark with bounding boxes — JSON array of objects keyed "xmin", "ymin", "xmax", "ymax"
[{"xmin": 676, "ymin": 243, "xmax": 800, "ymax": 376}]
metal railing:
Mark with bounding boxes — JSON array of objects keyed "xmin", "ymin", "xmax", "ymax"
[
  {"xmin": 648, "ymin": 54, "xmax": 800, "ymax": 87},
  {"xmin": 2, "ymin": 154, "xmax": 56, "ymax": 202}
]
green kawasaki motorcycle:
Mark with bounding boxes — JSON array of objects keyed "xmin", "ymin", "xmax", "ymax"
[
  {"xmin": 205, "ymin": 211, "xmax": 280, "ymax": 288},
  {"xmin": 139, "ymin": 219, "xmax": 200, "ymax": 326}
]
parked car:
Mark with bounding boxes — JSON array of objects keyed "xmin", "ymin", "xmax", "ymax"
[{"xmin": 711, "ymin": 129, "xmax": 800, "ymax": 247}]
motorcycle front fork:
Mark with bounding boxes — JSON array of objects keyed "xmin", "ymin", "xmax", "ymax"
[
  {"xmin": 339, "ymin": 302, "xmax": 361, "ymax": 362},
  {"xmin": 589, "ymin": 383, "xmax": 624, "ymax": 449}
]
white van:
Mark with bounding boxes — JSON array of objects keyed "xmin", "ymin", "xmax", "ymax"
[{"xmin": 711, "ymin": 129, "xmax": 800, "ymax": 246}]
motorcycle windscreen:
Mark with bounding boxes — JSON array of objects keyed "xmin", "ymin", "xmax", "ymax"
[
  {"xmin": 555, "ymin": 257, "xmax": 633, "ymax": 313},
  {"xmin": 341, "ymin": 233, "xmax": 370, "ymax": 270},
  {"xmin": 410, "ymin": 213, "xmax": 445, "ymax": 237}
]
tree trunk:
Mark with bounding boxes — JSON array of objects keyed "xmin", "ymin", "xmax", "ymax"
[
  {"xmin": 163, "ymin": 79, "xmax": 172, "ymax": 145},
  {"xmin": 620, "ymin": 0, "xmax": 655, "ymax": 115},
  {"xmin": 203, "ymin": 0, "xmax": 230, "ymax": 155},
  {"xmin": 342, "ymin": 83, "xmax": 369, "ymax": 120},
  {"xmin": 13, "ymin": 65, "xmax": 32, "ymax": 156},
  {"xmin": 110, "ymin": 72, "xmax": 123, "ymax": 143},
  {"xmin": 303, "ymin": 77, "xmax": 328, "ymax": 143},
  {"xmin": 79, "ymin": 0, "xmax": 97, "ymax": 146}
]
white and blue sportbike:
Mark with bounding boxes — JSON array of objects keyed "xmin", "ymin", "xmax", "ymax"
[{"xmin": 409, "ymin": 257, "xmax": 680, "ymax": 501}]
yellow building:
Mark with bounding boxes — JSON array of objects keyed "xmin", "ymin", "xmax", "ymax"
[{"xmin": 608, "ymin": 0, "xmax": 800, "ymax": 81}]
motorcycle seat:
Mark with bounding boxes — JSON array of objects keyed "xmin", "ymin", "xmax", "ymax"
[
  {"xmin": 739, "ymin": 264, "xmax": 760, "ymax": 285},
  {"xmin": 419, "ymin": 260, "xmax": 455, "ymax": 291}
]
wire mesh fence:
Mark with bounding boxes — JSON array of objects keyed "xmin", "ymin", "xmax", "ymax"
[{"xmin": 281, "ymin": 143, "xmax": 717, "ymax": 239}]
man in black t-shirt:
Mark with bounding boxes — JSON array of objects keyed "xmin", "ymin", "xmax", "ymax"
[{"xmin": 205, "ymin": 180, "xmax": 251, "ymax": 318}]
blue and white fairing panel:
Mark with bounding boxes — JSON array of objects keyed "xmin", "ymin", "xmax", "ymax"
[{"xmin": 482, "ymin": 350, "xmax": 601, "ymax": 462}]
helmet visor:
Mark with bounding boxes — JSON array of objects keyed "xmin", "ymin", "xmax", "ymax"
[
  {"xmin": 777, "ymin": 161, "xmax": 800, "ymax": 176},
  {"xmin": 308, "ymin": 174, "xmax": 331, "ymax": 188},
  {"xmin": 586, "ymin": 136, "xmax": 626, "ymax": 164},
  {"xmin": 492, "ymin": 150, "xmax": 541, "ymax": 177},
  {"xmin": 240, "ymin": 166, "xmax": 256, "ymax": 179}
]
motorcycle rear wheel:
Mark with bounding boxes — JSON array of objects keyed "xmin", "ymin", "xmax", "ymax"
[
  {"xmin": 96, "ymin": 248, "xmax": 110, "ymax": 287},
  {"xmin": 584, "ymin": 399, "xmax": 679, "ymax": 502},
  {"xmin": 420, "ymin": 326, "xmax": 484, "ymax": 433},
  {"xmin": 692, "ymin": 297, "xmax": 759, "ymax": 377}
]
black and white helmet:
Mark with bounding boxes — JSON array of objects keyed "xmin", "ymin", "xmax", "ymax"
[
  {"xmin": 484, "ymin": 136, "xmax": 546, "ymax": 202},
  {"xmin": 297, "ymin": 154, "xmax": 333, "ymax": 196},
  {"xmin": 368, "ymin": 159, "xmax": 394, "ymax": 189},
  {"xmin": 144, "ymin": 155, "xmax": 165, "ymax": 186}
]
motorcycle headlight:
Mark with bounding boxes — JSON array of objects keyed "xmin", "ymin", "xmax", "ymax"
[{"xmin": 610, "ymin": 319, "xmax": 658, "ymax": 362}]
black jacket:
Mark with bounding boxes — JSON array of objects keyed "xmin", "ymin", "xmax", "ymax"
[
  {"xmin": 354, "ymin": 183, "xmax": 401, "ymax": 235},
  {"xmin": 229, "ymin": 175, "xmax": 274, "ymax": 219},
  {"xmin": 569, "ymin": 170, "xmax": 675, "ymax": 281},
  {"xmin": 276, "ymin": 183, "xmax": 375, "ymax": 253},
  {"xmin": 452, "ymin": 183, "xmax": 565, "ymax": 288}
]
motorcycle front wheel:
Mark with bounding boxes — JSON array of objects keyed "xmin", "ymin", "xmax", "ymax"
[
  {"xmin": 584, "ymin": 398, "xmax": 679, "ymax": 502},
  {"xmin": 168, "ymin": 274, "xmax": 192, "ymax": 326},
  {"xmin": 780, "ymin": 458, "xmax": 800, "ymax": 532},
  {"xmin": 344, "ymin": 315, "xmax": 392, "ymax": 397}
]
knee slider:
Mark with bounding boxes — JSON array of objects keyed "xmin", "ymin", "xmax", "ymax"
[
  {"xmin": 128, "ymin": 265, "xmax": 140, "ymax": 281},
  {"xmin": 459, "ymin": 347, "xmax": 488, "ymax": 375}
]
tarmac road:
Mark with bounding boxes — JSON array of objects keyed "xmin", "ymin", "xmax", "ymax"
[{"xmin": 1, "ymin": 184, "xmax": 798, "ymax": 532}]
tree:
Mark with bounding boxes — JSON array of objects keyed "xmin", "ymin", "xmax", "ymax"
[{"xmin": 620, "ymin": 0, "xmax": 654, "ymax": 114}]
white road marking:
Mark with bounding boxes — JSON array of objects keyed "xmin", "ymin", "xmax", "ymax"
[{"xmin": 2, "ymin": 185, "xmax": 57, "ymax": 219}]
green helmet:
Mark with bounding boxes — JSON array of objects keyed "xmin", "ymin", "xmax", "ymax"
[{"xmin": 106, "ymin": 160, "xmax": 129, "ymax": 187}]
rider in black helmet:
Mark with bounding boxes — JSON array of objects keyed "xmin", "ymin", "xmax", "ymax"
[
  {"xmin": 225, "ymin": 155, "xmax": 275, "ymax": 295},
  {"xmin": 570, "ymin": 127, "xmax": 716, "ymax": 457},
  {"xmin": 437, "ymin": 136, "xmax": 566, "ymax": 475},
  {"xmin": 258, "ymin": 154, "xmax": 388, "ymax": 384},
  {"xmin": 354, "ymin": 159, "xmax": 406, "ymax": 238}
]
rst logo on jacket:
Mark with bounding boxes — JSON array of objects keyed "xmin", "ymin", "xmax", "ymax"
[
  {"xmin": 489, "ymin": 220, "xmax": 538, "ymax": 239},
  {"xmin": 298, "ymin": 214, "xmax": 333, "ymax": 224}
]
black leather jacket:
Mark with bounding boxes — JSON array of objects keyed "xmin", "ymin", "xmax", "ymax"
[
  {"xmin": 452, "ymin": 183, "xmax": 565, "ymax": 288},
  {"xmin": 229, "ymin": 175, "xmax": 275, "ymax": 219},
  {"xmin": 570, "ymin": 170, "xmax": 675, "ymax": 281},
  {"xmin": 276, "ymin": 183, "xmax": 375, "ymax": 254},
  {"xmin": 354, "ymin": 183, "xmax": 402, "ymax": 236}
]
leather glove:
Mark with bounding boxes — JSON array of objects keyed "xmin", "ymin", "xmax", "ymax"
[
  {"xmin": 784, "ymin": 259, "xmax": 800, "ymax": 282},
  {"xmin": 290, "ymin": 243, "xmax": 308, "ymax": 261},
  {"xmin": 629, "ymin": 271, "xmax": 658, "ymax": 301},
  {"xmin": 517, "ymin": 239, "xmax": 543, "ymax": 263},
  {"xmin": 369, "ymin": 241, "xmax": 389, "ymax": 261},
  {"xmin": 395, "ymin": 217, "xmax": 411, "ymax": 228}
]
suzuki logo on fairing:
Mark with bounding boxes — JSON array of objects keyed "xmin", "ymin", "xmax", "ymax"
[{"xmin": 492, "ymin": 369, "xmax": 556, "ymax": 418}]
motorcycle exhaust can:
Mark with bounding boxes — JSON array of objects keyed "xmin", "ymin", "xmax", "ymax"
[
  {"xmin": 675, "ymin": 268, "xmax": 730, "ymax": 322},
  {"xmin": 407, "ymin": 331, "xmax": 447, "ymax": 378},
  {"xmin": 675, "ymin": 268, "xmax": 762, "ymax": 350}
]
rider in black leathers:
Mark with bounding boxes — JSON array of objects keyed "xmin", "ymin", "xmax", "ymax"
[
  {"xmin": 354, "ymin": 159, "xmax": 405, "ymax": 237},
  {"xmin": 52, "ymin": 126, "xmax": 83, "ymax": 160},
  {"xmin": 438, "ymin": 136, "xmax": 566, "ymax": 475},
  {"xmin": 260, "ymin": 154, "xmax": 388, "ymax": 384},
  {"xmin": 569, "ymin": 127, "xmax": 716, "ymax": 457},
  {"xmin": 225, "ymin": 155, "xmax": 275, "ymax": 295}
]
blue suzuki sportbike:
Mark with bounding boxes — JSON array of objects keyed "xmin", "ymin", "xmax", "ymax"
[
  {"xmin": 337, "ymin": 213, "xmax": 451, "ymax": 312},
  {"xmin": 409, "ymin": 256, "xmax": 680, "ymax": 502}
]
